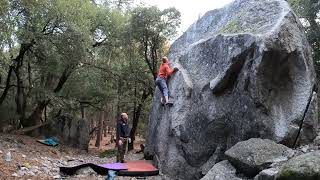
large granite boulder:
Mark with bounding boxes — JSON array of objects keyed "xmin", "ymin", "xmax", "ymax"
[
  {"xmin": 225, "ymin": 138, "xmax": 294, "ymax": 177},
  {"xmin": 276, "ymin": 151, "xmax": 320, "ymax": 180},
  {"xmin": 145, "ymin": 0, "xmax": 317, "ymax": 179}
]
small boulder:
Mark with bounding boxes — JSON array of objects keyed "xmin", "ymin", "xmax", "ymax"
[
  {"xmin": 225, "ymin": 138, "xmax": 294, "ymax": 177},
  {"xmin": 75, "ymin": 167, "xmax": 97, "ymax": 176},
  {"xmin": 200, "ymin": 160, "xmax": 244, "ymax": 180},
  {"xmin": 254, "ymin": 168, "xmax": 279, "ymax": 180},
  {"xmin": 276, "ymin": 151, "xmax": 320, "ymax": 180},
  {"xmin": 313, "ymin": 135, "xmax": 320, "ymax": 146}
]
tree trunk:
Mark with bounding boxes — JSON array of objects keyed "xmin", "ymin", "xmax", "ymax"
[
  {"xmin": 14, "ymin": 122, "xmax": 50, "ymax": 134},
  {"xmin": 95, "ymin": 112, "xmax": 104, "ymax": 148},
  {"xmin": 26, "ymin": 66, "xmax": 73, "ymax": 127},
  {"xmin": 116, "ymin": 77, "xmax": 123, "ymax": 119},
  {"xmin": 44, "ymin": 105, "xmax": 47, "ymax": 122},
  {"xmin": 80, "ymin": 102, "xmax": 85, "ymax": 119},
  {"xmin": 53, "ymin": 65, "xmax": 73, "ymax": 93},
  {"xmin": 103, "ymin": 120, "xmax": 107, "ymax": 137},
  {"xmin": 128, "ymin": 89, "xmax": 150, "ymax": 150},
  {"xmin": 14, "ymin": 64, "xmax": 27, "ymax": 127},
  {"xmin": 0, "ymin": 66, "xmax": 14, "ymax": 105},
  {"xmin": 21, "ymin": 100, "xmax": 49, "ymax": 127}
]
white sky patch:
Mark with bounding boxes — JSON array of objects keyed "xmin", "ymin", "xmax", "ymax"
[{"xmin": 138, "ymin": 0, "xmax": 235, "ymax": 37}]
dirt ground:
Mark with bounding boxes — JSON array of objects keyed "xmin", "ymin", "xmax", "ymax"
[{"xmin": 0, "ymin": 133, "xmax": 162, "ymax": 180}]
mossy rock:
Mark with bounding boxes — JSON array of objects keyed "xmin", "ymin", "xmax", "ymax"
[{"xmin": 276, "ymin": 151, "xmax": 320, "ymax": 180}]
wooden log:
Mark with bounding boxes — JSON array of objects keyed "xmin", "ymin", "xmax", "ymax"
[{"xmin": 13, "ymin": 122, "xmax": 50, "ymax": 134}]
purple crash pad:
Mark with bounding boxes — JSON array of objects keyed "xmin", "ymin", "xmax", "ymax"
[
  {"xmin": 97, "ymin": 163, "xmax": 127, "ymax": 170},
  {"xmin": 60, "ymin": 162, "xmax": 128, "ymax": 175},
  {"xmin": 59, "ymin": 160, "xmax": 159, "ymax": 176}
]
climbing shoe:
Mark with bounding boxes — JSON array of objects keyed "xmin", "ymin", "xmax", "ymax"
[{"xmin": 165, "ymin": 101, "xmax": 174, "ymax": 106}]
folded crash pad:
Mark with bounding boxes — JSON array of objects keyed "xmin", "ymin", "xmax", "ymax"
[
  {"xmin": 59, "ymin": 160, "xmax": 159, "ymax": 177},
  {"xmin": 37, "ymin": 137, "xmax": 59, "ymax": 146}
]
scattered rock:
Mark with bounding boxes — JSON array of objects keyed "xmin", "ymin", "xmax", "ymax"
[
  {"xmin": 254, "ymin": 168, "xmax": 279, "ymax": 180},
  {"xmin": 300, "ymin": 145, "xmax": 309, "ymax": 153},
  {"xmin": 23, "ymin": 162, "xmax": 31, "ymax": 168},
  {"xmin": 276, "ymin": 151, "xmax": 320, "ymax": 180},
  {"xmin": 313, "ymin": 135, "xmax": 320, "ymax": 146},
  {"xmin": 200, "ymin": 160, "xmax": 244, "ymax": 180},
  {"xmin": 76, "ymin": 167, "xmax": 98, "ymax": 176},
  {"xmin": 0, "ymin": 133, "xmax": 137, "ymax": 179},
  {"xmin": 225, "ymin": 138, "xmax": 294, "ymax": 177},
  {"xmin": 4, "ymin": 151, "xmax": 12, "ymax": 162},
  {"xmin": 53, "ymin": 174, "xmax": 63, "ymax": 179}
]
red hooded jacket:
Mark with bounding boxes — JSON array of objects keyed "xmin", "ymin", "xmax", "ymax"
[{"xmin": 158, "ymin": 62, "xmax": 174, "ymax": 79}]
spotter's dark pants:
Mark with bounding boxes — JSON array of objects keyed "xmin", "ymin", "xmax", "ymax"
[{"xmin": 116, "ymin": 138, "xmax": 127, "ymax": 163}]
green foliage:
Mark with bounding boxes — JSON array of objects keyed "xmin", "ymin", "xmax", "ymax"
[
  {"xmin": 99, "ymin": 149, "xmax": 117, "ymax": 158},
  {"xmin": 130, "ymin": 6, "xmax": 181, "ymax": 41},
  {"xmin": 288, "ymin": 0, "xmax": 320, "ymax": 65},
  {"xmin": 0, "ymin": 0, "xmax": 181, "ymax": 137}
]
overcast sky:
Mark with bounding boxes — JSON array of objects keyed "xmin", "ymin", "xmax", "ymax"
[{"xmin": 139, "ymin": 0, "xmax": 235, "ymax": 37}]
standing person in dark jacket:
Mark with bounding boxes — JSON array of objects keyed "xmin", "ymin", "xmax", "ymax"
[{"xmin": 116, "ymin": 113, "xmax": 131, "ymax": 163}]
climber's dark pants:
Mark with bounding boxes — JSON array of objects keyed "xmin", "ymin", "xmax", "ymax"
[{"xmin": 116, "ymin": 138, "xmax": 127, "ymax": 163}]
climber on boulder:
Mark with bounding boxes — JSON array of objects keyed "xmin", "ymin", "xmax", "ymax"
[{"xmin": 155, "ymin": 57, "xmax": 179, "ymax": 106}]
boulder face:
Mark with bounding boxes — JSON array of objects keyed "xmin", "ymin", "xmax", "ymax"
[
  {"xmin": 225, "ymin": 138, "xmax": 294, "ymax": 177},
  {"xmin": 145, "ymin": 0, "xmax": 317, "ymax": 179}
]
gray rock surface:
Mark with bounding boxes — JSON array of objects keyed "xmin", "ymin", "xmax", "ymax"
[
  {"xmin": 276, "ymin": 151, "xmax": 320, "ymax": 180},
  {"xmin": 200, "ymin": 160, "xmax": 244, "ymax": 180},
  {"xmin": 145, "ymin": 0, "xmax": 317, "ymax": 179},
  {"xmin": 225, "ymin": 138, "xmax": 293, "ymax": 177}
]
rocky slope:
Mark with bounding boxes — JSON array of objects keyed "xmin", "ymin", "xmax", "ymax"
[
  {"xmin": 0, "ymin": 133, "xmax": 160, "ymax": 180},
  {"xmin": 201, "ymin": 138, "xmax": 320, "ymax": 180}
]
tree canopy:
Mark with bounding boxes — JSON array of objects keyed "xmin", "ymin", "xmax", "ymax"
[
  {"xmin": 288, "ymin": 0, "xmax": 320, "ymax": 74},
  {"xmin": 0, "ymin": 0, "xmax": 181, "ymax": 142}
]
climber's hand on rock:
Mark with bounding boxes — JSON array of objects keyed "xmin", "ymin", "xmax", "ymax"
[
  {"xmin": 174, "ymin": 67, "xmax": 179, "ymax": 72},
  {"xmin": 118, "ymin": 140, "xmax": 123, "ymax": 146}
]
